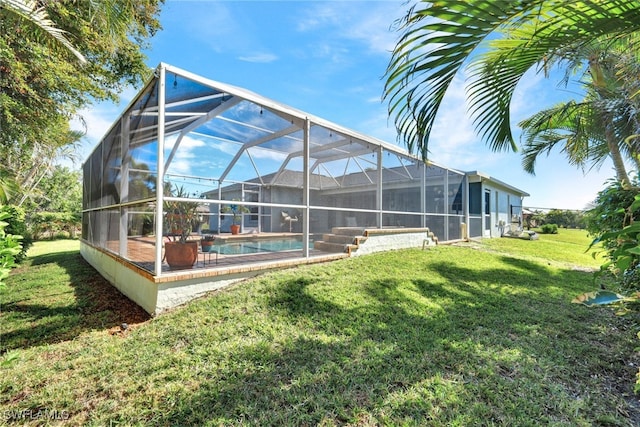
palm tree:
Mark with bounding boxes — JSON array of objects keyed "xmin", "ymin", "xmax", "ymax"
[
  {"xmin": 15, "ymin": 130, "xmax": 85, "ymax": 207},
  {"xmin": 384, "ymin": 1, "xmax": 640, "ymax": 161},
  {"xmin": 1, "ymin": 0, "xmax": 162, "ymax": 203},
  {"xmin": 1, "ymin": 0, "xmax": 89, "ymax": 197},
  {"xmin": 519, "ymin": 37, "xmax": 640, "ymax": 185},
  {"xmin": 0, "ymin": 169, "xmax": 17, "ymax": 205},
  {"xmin": 0, "ymin": 0, "xmax": 86, "ymax": 63},
  {"xmin": 520, "ymin": 100, "xmax": 635, "ymax": 183}
]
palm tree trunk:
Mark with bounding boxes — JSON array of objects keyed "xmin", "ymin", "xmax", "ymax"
[{"xmin": 605, "ymin": 126, "xmax": 631, "ymax": 188}]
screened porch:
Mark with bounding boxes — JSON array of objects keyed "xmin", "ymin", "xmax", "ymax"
[{"xmin": 82, "ymin": 63, "xmax": 467, "ymax": 279}]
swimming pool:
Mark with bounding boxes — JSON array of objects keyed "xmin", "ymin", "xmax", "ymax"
[{"xmin": 207, "ymin": 238, "xmax": 312, "ymax": 255}]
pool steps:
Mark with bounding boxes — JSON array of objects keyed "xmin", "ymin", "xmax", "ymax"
[
  {"xmin": 313, "ymin": 227, "xmax": 368, "ymax": 254},
  {"xmin": 314, "ymin": 227, "xmax": 439, "ymax": 255}
]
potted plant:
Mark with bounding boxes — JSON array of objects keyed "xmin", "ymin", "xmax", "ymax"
[
  {"xmin": 201, "ymin": 233, "xmax": 215, "ymax": 252},
  {"xmin": 164, "ymin": 184, "xmax": 201, "ymax": 269},
  {"xmin": 221, "ymin": 201, "xmax": 250, "ymax": 235}
]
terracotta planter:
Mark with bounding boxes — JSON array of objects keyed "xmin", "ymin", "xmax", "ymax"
[
  {"xmin": 230, "ymin": 224, "xmax": 240, "ymax": 235},
  {"xmin": 201, "ymin": 240, "xmax": 215, "ymax": 252},
  {"xmin": 165, "ymin": 241, "xmax": 198, "ymax": 269}
]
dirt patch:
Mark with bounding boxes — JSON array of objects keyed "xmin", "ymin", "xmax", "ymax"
[{"xmin": 80, "ymin": 271, "xmax": 151, "ymax": 327}]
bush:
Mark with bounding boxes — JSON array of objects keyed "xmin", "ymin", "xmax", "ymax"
[
  {"xmin": 0, "ymin": 211, "xmax": 22, "ymax": 287},
  {"xmin": 0, "ymin": 205, "xmax": 31, "ymax": 262},
  {"xmin": 584, "ymin": 179, "xmax": 640, "ymax": 245},
  {"xmin": 540, "ymin": 223, "xmax": 558, "ymax": 234},
  {"xmin": 584, "ymin": 178, "xmax": 640, "ymax": 294}
]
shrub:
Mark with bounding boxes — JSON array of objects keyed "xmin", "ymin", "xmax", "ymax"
[
  {"xmin": 0, "ymin": 205, "xmax": 31, "ymax": 262},
  {"xmin": 0, "ymin": 211, "xmax": 22, "ymax": 287},
  {"xmin": 584, "ymin": 179, "xmax": 640, "ymax": 245},
  {"xmin": 584, "ymin": 178, "xmax": 640, "ymax": 293},
  {"xmin": 540, "ymin": 223, "xmax": 558, "ymax": 234}
]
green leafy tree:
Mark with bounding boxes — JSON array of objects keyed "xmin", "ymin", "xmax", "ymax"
[
  {"xmin": 544, "ymin": 209, "xmax": 585, "ymax": 229},
  {"xmin": 0, "ymin": 0, "xmax": 86, "ymax": 62},
  {"xmin": 545, "ymin": 210, "xmax": 566, "ymax": 228},
  {"xmin": 32, "ymin": 166, "xmax": 81, "ymax": 213},
  {"xmin": 0, "ymin": 0, "xmax": 163, "ymax": 183},
  {"xmin": 584, "ymin": 178, "xmax": 640, "ymax": 294},
  {"xmin": 2, "ymin": 124, "xmax": 83, "ymax": 207},
  {"xmin": 23, "ymin": 166, "xmax": 82, "ymax": 239},
  {"xmin": 384, "ymin": 1, "xmax": 640, "ymax": 160},
  {"xmin": 523, "ymin": 209, "xmax": 546, "ymax": 230},
  {"xmin": 30, "ymin": 211, "xmax": 78, "ymax": 240}
]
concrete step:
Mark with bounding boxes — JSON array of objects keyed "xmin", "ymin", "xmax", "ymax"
[
  {"xmin": 331, "ymin": 227, "xmax": 366, "ymax": 236},
  {"xmin": 345, "ymin": 244, "xmax": 360, "ymax": 256},
  {"xmin": 353, "ymin": 236, "xmax": 367, "ymax": 245},
  {"xmin": 313, "ymin": 241, "xmax": 348, "ymax": 253},
  {"xmin": 315, "ymin": 227, "xmax": 367, "ymax": 254},
  {"xmin": 322, "ymin": 234, "xmax": 357, "ymax": 244}
]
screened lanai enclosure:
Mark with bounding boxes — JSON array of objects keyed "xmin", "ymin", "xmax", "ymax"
[{"xmin": 81, "ymin": 63, "xmax": 527, "ymax": 314}]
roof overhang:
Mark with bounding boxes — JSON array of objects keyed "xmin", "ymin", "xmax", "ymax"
[{"xmin": 466, "ymin": 171, "xmax": 530, "ymax": 197}]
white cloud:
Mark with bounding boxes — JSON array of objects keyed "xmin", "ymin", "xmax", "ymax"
[
  {"xmin": 165, "ymin": 134, "xmax": 208, "ymax": 176},
  {"xmin": 426, "ymin": 75, "xmax": 482, "ymax": 168},
  {"xmin": 510, "ymin": 68, "xmax": 548, "ymax": 122},
  {"xmin": 296, "ymin": 1, "xmax": 405, "ymax": 55},
  {"xmin": 71, "ymin": 108, "xmax": 114, "ymax": 144},
  {"xmin": 238, "ymin": 52, "xmax": 278, "ymax": 63},
  {"xmin": 359, "ymin": 109, "xmax": 399, "ymax": 146},
  {"xmin": 247, "ymin": 146, "xmax": 288, "ymax": 162},
  {"xmin": 70, "ymin": 105, "xmax": 121, "ymax": 165},
  {"xmin": 341, "ymin": 3, "xmax": 404, "ymax": 54},
  {"xmin": 73, "ymin": 86, "xmax": 140, "ymax": 141},
  {"xmin": 178, "ymin": 3, "xmax": 240, "ymax": 53}
]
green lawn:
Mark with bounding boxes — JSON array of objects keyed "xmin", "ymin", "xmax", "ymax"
[
  {"xmin": 477, "ymin": 228, "xmax": 603, "ymax": 268},
  {"xmin": 1, "ymin": 235, "xmax": 639, "ymax": 426}
]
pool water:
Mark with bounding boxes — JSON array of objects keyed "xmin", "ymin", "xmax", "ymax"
[{"xmin": 208, "ymin": 238, "xmax": 313, "ymax": 255}]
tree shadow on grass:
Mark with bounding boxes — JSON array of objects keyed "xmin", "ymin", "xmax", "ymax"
[
  {"xmin": 1, "ymin": 250, "xmax": 150, "ymax": 353},
  {"xmin": 141, "ymin": 256, "xmax": 639, "ymax": 426}
]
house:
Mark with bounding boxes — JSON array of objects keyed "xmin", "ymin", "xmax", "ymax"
[
  {"xmin": 80, "ymin": 63, "xmax": 528, "ymax": 314},
  {"xmin": 466, "ymin": 171, "xmax": 530, "ymax": 238}
]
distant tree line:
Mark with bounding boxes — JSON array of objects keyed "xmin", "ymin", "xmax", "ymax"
[{"xmin": 525, "ymin": 208, "xmax": 586, "ymax": 230}]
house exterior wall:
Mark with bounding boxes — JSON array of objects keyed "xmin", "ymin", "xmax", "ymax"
[{"xmin": 466, "ymin": 177, "xmax": 526, "ymax": 238}]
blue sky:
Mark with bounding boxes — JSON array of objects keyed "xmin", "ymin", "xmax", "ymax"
[{"xmin": 76, "ymin": 0, "xmax": 618, "ymax": 210}]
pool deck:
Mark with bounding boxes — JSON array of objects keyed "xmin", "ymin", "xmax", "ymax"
[
  {"xmin": 102, "ymin": 232, "xmax": 344, "ymax": 282},
  {"xmin": 83, "ymin": 227, "xmax": 434, "ymax": 314},
  {"xmin": 157, "ymin": 249, "xmax": 347, "ymax": 283}
]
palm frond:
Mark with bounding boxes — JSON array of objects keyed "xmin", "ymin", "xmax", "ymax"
[
  {"xmin": 384, "ymin": 0, "xmax": 538, "ymax": 159},
  {"xmin": 1, "ymin": 0, "xmax": 86, "ymax": 63},
  {"xmin": 385, "ymin": 0, "xmax": 640, "ymax": 160},
  {"xmin": 519, "ymin": 100, "xmax": 609, "ymax": 174}
]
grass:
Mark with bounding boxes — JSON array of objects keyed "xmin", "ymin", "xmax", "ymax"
[
  {"xmin": 479, "ymin": 228, "xmax": 603, "ymax": 269},
  {"xmin": 1, "ymin": 234, "xmax": 639, "ymax": 426},
  {"xmin": 1, "ymin": 240, "xmax": 148, "ymax": 352}
]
